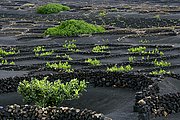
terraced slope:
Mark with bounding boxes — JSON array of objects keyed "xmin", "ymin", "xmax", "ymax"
[{"xmin": 0, "ymin": 0, "xmax": 180, "ymax": 120}]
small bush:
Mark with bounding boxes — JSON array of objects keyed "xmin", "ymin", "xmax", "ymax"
[
  {"xmin": 36, "ymin": 3, "xmax": 70, "ymax": 14},
  {"xmin": 18, "ymin": 77, "xmax": 87, "ymax": 107},
  {"xmin": 44, "ymin": 19, "xmax": 105, "ymax": 36}
]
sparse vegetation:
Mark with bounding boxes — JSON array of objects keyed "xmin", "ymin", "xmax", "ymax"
[
  {"xmin": 44, "ymin": 19, "xmax": 105, "ymax": 36},
  {"xmin": 151, "ymin": 48, "xmax": 164, "ymax": 56},
  {"xmin": 55, "ymin": 54, "xmax": 73, "ymax": 60},
  {"xmin": 122, "ymin": 5, "xmax": 131, "ymax": 9},
  {"xmin": 36, "ymin": 3, "xmax": 70, "ymax": 14},
  {"xmin": 38, "ymin": 51, "xmax": 54, "ymax": 56},
  {"xmin": 110, "ymin": 8, "xmax": 118, "ymax": 12},
  {"xmin": 153, "ymin": 14, "xmax": 161, "ymax": 20},
  {"xmin": 1, "ymin": 2, "xmax": 179, "ymax": 119},
  {"xmin": 18, "ymin": 77, "xmax": 87, "ymax": 107},
  {"xmin": 139, "ymin": 39, "xmax": 150, "ymax": 44}
]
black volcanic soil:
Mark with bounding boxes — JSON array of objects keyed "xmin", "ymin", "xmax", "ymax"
[{"xmin": 0, "ymin": 0, "xmax": 180, "ymax": 120}]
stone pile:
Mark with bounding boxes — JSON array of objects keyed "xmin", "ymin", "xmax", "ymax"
[
  {"xmin": 0, "ymin": 104, "xmax": 111, "ymax": 120},
  {"xmin": 0, "ymin": 71, "xmax": 154, "ymax": 93},
  {"xmin": 134, "ymin": 81, "xmax": 180, "ymax": 120}
]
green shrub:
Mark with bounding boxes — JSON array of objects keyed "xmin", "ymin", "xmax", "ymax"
[
  {"xmin": 18, "ymin": 77, "xmax": 87, "ymax": 107},
  {"xmin": 85, "ymin": 58, "xmax": 101, "ymax": 66},
  {"xmin": 107, "ymin": 65, "xmax": 133, "ymax": 72},
  {"xmin": 36, "ymin": 3, "xmax": 70, "ymax": 14},
  {"xmin": 44, "ymin": 19, "xmax": 105, "ymax": 36}
]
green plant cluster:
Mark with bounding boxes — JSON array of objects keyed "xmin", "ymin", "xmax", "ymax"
[
  {"xmin": 110, "ymin": 8, "xmax": 118, "ymax": 12},
  {"xmin": 0, "ymin": 48, "xmax": 18, "ymax": 57},
  {"xmin": 38, "ymin": 51, "xmax": 54, "ymax": 56},
  {"xmin": 63, "ymin": 40, "xmax": 80, "ymax": 52},
  {"xmin": 128, "ymin": 56, "xmax": 136, "ymax": 62},
  {"xmin": 153, "ymin": 59, "xmax": 171, "ymax": 67},
  {"xmin": 153, "ymin": 14, "xmax": 161, "ymax": 20},
  {"xmin": 56, "ymin": 54, "xmax": 73, "ymax": 60},
  {"xmin": 128, "ymin": 46, "xmax": 146, "ymax": 53},
  {"xmin": 149, "ymin": 69, "xmax": 171, "ymax": 75},
  {"xmin": 18, "ymin": 77, "xmax": 87, "ymax": 107},
  {"xmin": 107, "ymin": 65, "xmax": 133, "ymax": 72},
  {"xmin": 46, "ymin": 61, "xmax": 73, "ymax": 72},
  {"xmin": 0, "ymin": 60, "xmax": 15, "ymax": 65},
  {"xmin": 150, "ymin": 48, "xmax": 164, "ymax": 56},
  {"xmin": 33, "ymin": 46, "xmax": 54, "ymax": 57},
  {"xmin": 99, "ymin": 10, "xmax": 107, "ymax": 17},
  {"xmin": 128, "ymin": 46, "xmax": 164, "ymax": 56},
  {"xmin": 62, "ymin": 54, "xmax": 73, "ymax": 60},
  {"xmin": 85, "ymin": 58, "xmax": 101, "ymax": 66},
  {"xmin": 36, "ymin": 3, "xmax": 70, "ymax": 14},
  {"xmin": 33, "ymin": 46, "xmax": 45, "ymax": 53},
  {"xmin": 92, "ymin": 45, "xmax": 109, "ymax": 53},
  {"xmin": 44, "ymin": 19, "xmax": 105, "ymax": 36}
]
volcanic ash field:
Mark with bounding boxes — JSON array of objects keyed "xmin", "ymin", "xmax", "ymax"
[{"xmin": 0, "ymin": 0, "xmax": 180, "ymax": 120}]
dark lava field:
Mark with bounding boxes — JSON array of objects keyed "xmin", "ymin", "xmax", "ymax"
[{"xmin": 0, "ymin": 0, "xmax": 180, "ymax": 120}]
